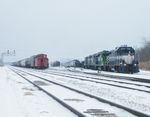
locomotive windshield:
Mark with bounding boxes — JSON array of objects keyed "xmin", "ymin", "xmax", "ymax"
[{"xmin": 117, "ymin": 47, "xmax": 135, "ymax": 55}]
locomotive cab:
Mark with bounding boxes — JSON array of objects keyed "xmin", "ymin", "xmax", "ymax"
[{"xmin": 117, "ymin": 47, "xmax": 135, "ymax": 56}]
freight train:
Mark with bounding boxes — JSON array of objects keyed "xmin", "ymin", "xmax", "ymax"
[
  {"xmin": 84, "ymin": 46, "xmax": 139, "ymax": 73},
  {"xmin": 12, "ymin": 54, "xmax": 49, "ymax": 69},
  {"xmin": 63, "ymin": 46, "xmax": 139, "ymax": 74},
  {"xmin": 12, "ymin": 46, "xmax": 139, "ymax": 73}
]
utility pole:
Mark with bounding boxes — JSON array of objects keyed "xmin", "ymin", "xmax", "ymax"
[{"xmin": 0, "ymin": 50, "xmax": 16, "ymax": 66}]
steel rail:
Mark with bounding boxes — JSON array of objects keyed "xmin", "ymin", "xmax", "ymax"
[{"xmin": 11, "ymin": 67, "xmax": 150, "ymax": 117}]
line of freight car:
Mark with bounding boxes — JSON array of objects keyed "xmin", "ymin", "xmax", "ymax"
[{"xmin": 12, "ymin": 54, "xmax": 49, "ymax": 69}]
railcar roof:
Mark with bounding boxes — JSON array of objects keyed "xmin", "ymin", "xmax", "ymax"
[{"xmin": 85, "ymin": 50, "xmax": 110, "ymax": 58}]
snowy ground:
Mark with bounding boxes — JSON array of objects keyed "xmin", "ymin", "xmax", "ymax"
[
  {"xmin": 12, "ymin": 67, "xmax": 135, "ymax": 117},
  {"xmin": 1, "ymin": 66, "xmax": 150, "ymax": 117},
  {"xmin": 25, "ymin": 66, "xmax": 150, "ymax": 115},
  {"xmin": 49, "ymin": 66, "xmax": 150, "ymax": 80},
  {"xmin": 24, "ymin": 68, "xmax": 150, "ymax": 115},
  {"xmin": 0, "ymin": 66, "xmax": 77, "ymax": 117},
  {"xmin": 0, "ymin": 67, "xmax": 23, "ymax": 117}
]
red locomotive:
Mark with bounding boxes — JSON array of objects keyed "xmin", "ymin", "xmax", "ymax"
[{"xmin": 12, "ymin": 54, "xmax": 49, "ymax": 69}]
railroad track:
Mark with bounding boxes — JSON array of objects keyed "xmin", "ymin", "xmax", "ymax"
[
  {"xmin": 48, "ymin": 69, "xmax": 150, "ymax": 87},
  {"xmin": 77, "ymin": 69, "xmax": 150, "ymax": 83},
  {"xmin": 10, "ymin": 68, "xmax": 120, "ymax": 117},
  {"xmin": 49, "ymin": 67, "xmax": 150, "ymax": 83},
  {"xmin": 10, "ymin": 67, "xmax": 150, "ymax": 117},
  {"xmin": 27, "ymin": 69, "xmax": 150, "ymax": 94},
  {"xmin": 10, "ymin": 68, "xmax": 86, "ymax": 117}
]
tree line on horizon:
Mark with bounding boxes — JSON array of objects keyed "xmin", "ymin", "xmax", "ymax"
[{"xmin": 136, "ymin": 40, "xmax": 150, "ymax": 70}]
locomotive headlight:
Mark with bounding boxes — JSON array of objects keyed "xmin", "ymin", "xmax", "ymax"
[{"xmin": 134, "ymin": 64, "xmax": 137, "ymax": 66}]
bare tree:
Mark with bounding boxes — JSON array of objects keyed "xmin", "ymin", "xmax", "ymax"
[{"xmin": 136, "ymin": 39, "xmax": 150, "ymax": 70}]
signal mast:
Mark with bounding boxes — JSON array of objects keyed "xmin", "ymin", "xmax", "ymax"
[{"xmin": 0, "ymin": 50, "xmax": 16, "ymax": 66}]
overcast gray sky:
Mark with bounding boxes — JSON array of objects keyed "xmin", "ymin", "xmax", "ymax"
[{"xmin": 0, "ymin": 0, "xmax": 150, "ymax": 62}]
